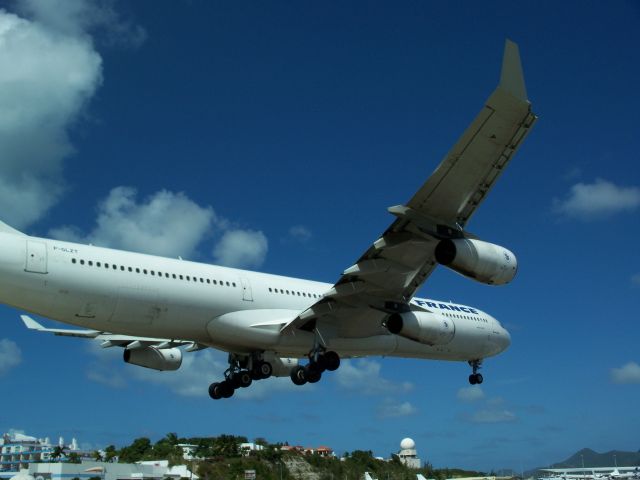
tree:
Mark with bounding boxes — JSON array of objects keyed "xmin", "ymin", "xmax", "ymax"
[
  {"xmin": 50, "ymin": 446, "xmax": 67, "ymax": 462},
  {"xmin": 104, "ymin": 445, "xmax": 117, "ymax": 463},
  {"xmin": 93, "ymin": 451, "xmax": 104, "ymax": 462},
  {"xmin": 67, "ymin": 452, "xmax": 81, "ymax": 464}
]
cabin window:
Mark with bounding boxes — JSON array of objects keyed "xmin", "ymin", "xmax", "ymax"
[
  {"xmin": 143, "ymin": 269, "xmax": 148, "ymax": 274},
  {"xmin": 96, "ymin": 262, "xmax": 101, "ymax": 267},
  {"xmin": 232, "ymin": 282, "xmax": 236, "ymax": 287},
  {"xmin": 150, "ymin": 271, "xmax": 155, "ymax": 276},
  {"xmin": 88, "ymin": 261, "xmax": 93, "ymax": 266},
  {"xmin": 113, "ymin": 264, "xmax": 117, "ymax": 270},
  {"xmin": 121, "ymin": 266, "xmax": 125, "ymax": 271},
  {"xmin": 128, "ymin": 267, "xmax": 133, "ymax": 272},
  {"xmin": 72, "ymin": 258, "xmax": 77, "ymax": 264}
]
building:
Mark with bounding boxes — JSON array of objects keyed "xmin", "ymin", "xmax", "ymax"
[
  {"xmin": 7, "ymin": 460, "xmax": 197, "ymax": 480},
  {"xmin": 397, "ymin": 438, "xmax": 421, "ymax": 469},
  {"xmin": 1, "ymin": 433, "xmax": 59, "ymax": 477}
]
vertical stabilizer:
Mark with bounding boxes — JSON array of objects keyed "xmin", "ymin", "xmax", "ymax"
[{"xmin": 499, "ymin": 39, "xmax": 528, "ymax": 101}]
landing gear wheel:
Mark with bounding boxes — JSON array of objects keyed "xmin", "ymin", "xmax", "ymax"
[
  {"xmin": 324, "ymin": 351, "xmax": 340, "ymax": 371},
  {"xmin": 209, "ymin": 382, "xmax": 223, "ymax": 400},
  {"xmin": 229, "ymin": 373, "xmax": 243, "ymax": 389},
  {"xmin": 468, "ymin": 373, "xmax": 483, "ymax": 385},
  {"xmin": 238, "ymin": 371, "xmax": 253, "ymax": 388},
  {"xmin": 220, "ymin": 380, "xmax": 234, "ymax": 398},
  {"xmin": 290, "ymin": 365, "xmax": 307, "ymax": 386},
  {"xmin": 313, "ymin": 355, "xmax": 328, "ymax": 372},
  {"xmin": 250, "ymin": 368, "xmax": 262, "ymax": 381},
  {"xmin": 255, "ymin": 361, "xmax": 273, "ymax": 379},
  {"xmin": 469, "ymin": 374, "xmax": 477, "ymax": 385},
  {"xmin": 305, "ymin": 364, "xmax": 322, "ymax": 383},
  {"xmin": 475, "ymin": 373, "xmax": 483, "ymax": 384}
]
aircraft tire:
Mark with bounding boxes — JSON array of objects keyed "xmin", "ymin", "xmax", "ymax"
[
  {"xmin": 324, "ymin": 351, "xmax": 340, "ymax": 371},
  {"xmin": 208, "ymin": 382, "xmax": 223, "ymax": 400},
  {"xmin": 290, "ymin": 366, "xmax": 307, "ymax": 386},
  {"xmin": 305, "ymin": 364, "xmax": 322, "ymax": 383},
  {"xmin": 475, "ymin": 373, "xmax": 483, "ymax": 384},
  {"xmin": 258, "ymin": 361, "xmax": 273, "ymax": 379},
  {"xmin": 238, "ymin": 371, "xmax": 253, "ymax": 388},
  {"xmin": 220, "ymin": 380, "xmax": 234, "ymax": 398},
  {"xmin": 468, "ymin": 374, "xmax": 477, "ymax": 385}
]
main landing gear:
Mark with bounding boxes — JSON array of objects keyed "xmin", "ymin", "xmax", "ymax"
[
  {"xmin": 468, "ymin": 359, "xmax": 484, "ymax": 385},
  {"xmin": 290, "ymin": 349, "xmax": 340, "ymax": 386},
  {"xmin": 209, "ymin": 353, "xmax": 273, "ymax": 400}
]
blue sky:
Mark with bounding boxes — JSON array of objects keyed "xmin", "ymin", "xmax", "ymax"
[{"xmin": 0, "ymin": 0, "xmax": 639, "ymax": 472}]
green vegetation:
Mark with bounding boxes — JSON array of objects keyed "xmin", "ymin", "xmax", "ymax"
[{"xmin": 112, "ymin": 433, "xmax": 486, "ymax": 480}]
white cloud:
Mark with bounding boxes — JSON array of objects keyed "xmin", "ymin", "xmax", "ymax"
[
  {"xmin": 377, "ymin": 400, "xmax": 418, "ymax": 418},
  {"xmin": 611, "ymin": 362, "xmax": 640, "ymax": 384},
  {"xmin": 213, "ymin": 229, "xmax": 268, "ymax": 269},
  {"xmin": 0, "ymin": 5, "xmax": 102, "ymax": 228},
  {"xmin": 553, "ymin": 179, "xmax": 640, "ymax": 220},
  {"xmin": 51, "ymin": 187, "xmax": 216, "ymax": 258},
  {"xmin": 16, "ymin": 0, "xmax": 147, "ymax": 48},
  {"xmin": 288, "ymin": 225, "xmax": 312, "ymax": 242},
  {"xmin": 0, "ymin": 1, "xmax": 146, "ymax": 230},
  {"xmin": 0, "ymin": 339, "xmax": 22, "ymax": 375},
  {"xmin": 334, "ymin": 359, "xmax": 413, "ymax": 395},
  {"xmin": 456, "ymin": 385, "xmax": 485, "ymax": 402}
]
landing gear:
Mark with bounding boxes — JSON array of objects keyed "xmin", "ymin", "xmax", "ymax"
[
  {"xmin": 289, "ymin": 349, "xmax": 340, "ymax": 386},
  {"xmin": 209, "ymin": 353, "xmax": 271, "ymax": 400},
  {"xmin": 468, "ymin": 359, "xmax": 484, "ymax": 385}
]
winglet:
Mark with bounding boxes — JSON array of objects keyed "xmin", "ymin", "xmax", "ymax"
[{"xmin": 499, "ymin": 39, "xmax": 528, "ymax": 101}]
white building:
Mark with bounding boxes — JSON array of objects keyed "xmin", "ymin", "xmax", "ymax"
[
  {"xmin": 397, "ymin": 438, "xmax": 421, "ymax": 469},
  {"xmin": 1, "ymin": 433, "xmax": 56, "ymax": 476}
]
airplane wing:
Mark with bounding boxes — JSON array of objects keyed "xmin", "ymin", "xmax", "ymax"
[
  {"xmin": 20, "ymin": 315, "xmax": 208, "ymax": 352},
  {"xmin": 283, "ymin": 40, "xmax": 536, "ymax": 336}
]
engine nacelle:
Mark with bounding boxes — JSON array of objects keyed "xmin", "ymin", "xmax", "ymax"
[
  {"xmin": 263, "ymin": 352, "xmax": 299, "ymax": 377},
  {"xmin": 435, "ymin": 238, "xmax": 517, "ymax": 285},
  {"xmin": 386, "ymin": 311, "xmax": 455, "ymax": 346},
  {"xmin": 123, "ymin": 347, "xmax": 182, "ymax": 371}
]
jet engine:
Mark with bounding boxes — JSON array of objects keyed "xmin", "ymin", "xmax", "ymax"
[
  {"xmin": 386, "ymin": 311, "xmax": 455, "ymax": 345},
  {"xmin": 434, "ymin": 238, "xmax": 517, "ymax": 285},
  {"xmin": 123, "ymin": 346, "xmax": 182, "ymax": 371},
  {"xmin": 263, "ymin": 352, "xmax": 299, "ymax": 377}
]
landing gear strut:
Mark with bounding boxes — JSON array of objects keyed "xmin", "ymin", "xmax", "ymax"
[
  {"xmin": 468, "ymin": 359, "xmax": 484, "ymax": 385},
  {"xmin": 209, "ymin": 353, "xmax": 272, "ymax": 400}
]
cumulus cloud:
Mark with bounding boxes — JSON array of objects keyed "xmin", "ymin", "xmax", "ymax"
[
  {"xmin": 456, "ymin": 385, "xmax": 485, "ymax": 402},
  {"xmin": 213, "ymin": 229, "xmax": 268, "ymax": 269},
  {"xmin": 334, "ymin": 359, "xmax": 413, "ymax": 395},
  {"xmin": 16, "ymin": 0, "xmax": 147, "ymax": 48},
  {"xmin": 377, "ymin": 400, "xmax": 418, "ymax": 419},
  {"xmin": 553, "ymin": 179, "xmax": 640, "ymax": 220},
  {"xmin": 0, "ymin": 339, "xmax": 22, "ymax": 375},
  {"xmin": 611, "ymin": 362, "xmax": 640, "ymax": 384},
  {"xmin": 0, "ymin": 1, "xmax": 146, "ymax": 230},
  {"xmin": 0, "ymin": 5, "xmax": 102, "ymax": 228},
  {"xmin": 51, "ymin": 187, "xmax": 216, "ymax": 258}
]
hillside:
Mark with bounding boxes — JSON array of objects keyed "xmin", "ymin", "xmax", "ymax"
[{"xmin": 552, "ymin": 448, "xmax": 640, "ymax": 469}]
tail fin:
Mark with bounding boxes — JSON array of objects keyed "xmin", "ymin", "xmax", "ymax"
[{"xmin": 0, "ymin": 220, "xmax": 25, "ymax": 236}]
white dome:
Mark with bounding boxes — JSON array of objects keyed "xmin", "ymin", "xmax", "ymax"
[{"xmin": 400, "ymin": 437, "xmax": 415, "ymax": 450}]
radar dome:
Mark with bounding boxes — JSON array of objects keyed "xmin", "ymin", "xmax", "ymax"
[{"xmin": 400, "ymin": 438, "xmax": 415, "ymax": 450}]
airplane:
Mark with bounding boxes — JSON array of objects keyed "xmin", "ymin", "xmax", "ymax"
[{"xmin": 3, "ymin": 40, "xmax": 536, "ymax": 400}]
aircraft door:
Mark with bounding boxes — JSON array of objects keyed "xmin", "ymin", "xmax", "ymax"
[
  {"xmin": 25, "ymin": 240, "xmax": 48, "ymax": 274},
  {"xmin": 240, "ymin": 277, "xmax": 253, "ymax": 301}
]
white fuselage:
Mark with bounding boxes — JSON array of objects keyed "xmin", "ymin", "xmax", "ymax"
[{"xmin": 0, "ymin": 233, "xmax": 511, "ymax": 362}]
